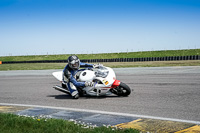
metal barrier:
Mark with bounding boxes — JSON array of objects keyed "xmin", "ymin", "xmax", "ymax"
[{"xmin": 2, "ymin": 55, "xmax": 200, "ymax": 64}]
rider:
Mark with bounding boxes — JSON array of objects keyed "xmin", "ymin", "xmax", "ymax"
[{"xmin": 62, "ymin": 55, "xmax": 99, "ymax": 99}]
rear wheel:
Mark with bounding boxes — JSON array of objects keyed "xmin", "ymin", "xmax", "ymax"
[{"xmin": 111, "ymin": 82, "xmax": 131, "ymax": 96}]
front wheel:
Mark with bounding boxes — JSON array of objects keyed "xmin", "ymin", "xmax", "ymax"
[{"xmin": 111, "ymin": 82, "xmax": 131, "ymax": 96}]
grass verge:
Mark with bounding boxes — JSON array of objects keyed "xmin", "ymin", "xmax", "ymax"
[
  {"xmin": 0, "ymin": 60, "xmax": 200, "ymax": 71},
  {"xmin": 1, "ymin": 49, "xmax": 200, "ymax": 62},
  {"xmin": 0, "ymin": 113, "xmax": 139, "ymax": 133}
]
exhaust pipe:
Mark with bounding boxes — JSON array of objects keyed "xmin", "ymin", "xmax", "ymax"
[{"xmin": 53, "ymin": 85, "xmax": 70, "ymax": 95}]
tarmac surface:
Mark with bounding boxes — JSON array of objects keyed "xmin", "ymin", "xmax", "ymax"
[{"xmin": 0, "ymin": 66, "xmax": 200, "ymax": 132}]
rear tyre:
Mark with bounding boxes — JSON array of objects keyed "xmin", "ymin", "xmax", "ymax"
[
  {"xmin": 77, "ymin": 87, "xmax": 85, "ymax": 97},
  {"xmin": 111, "ymin": 82, "xmax": 131, "ymax": 96}
]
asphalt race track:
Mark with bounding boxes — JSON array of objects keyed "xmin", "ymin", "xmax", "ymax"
[{"xmin": 0, "ymin": 66, "xmax": 200, "ymax": 122}]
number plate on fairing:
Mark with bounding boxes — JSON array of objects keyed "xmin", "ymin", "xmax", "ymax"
[{"xmin": 102, "ymin": 79, "xmax": 109, "ymax": 85}]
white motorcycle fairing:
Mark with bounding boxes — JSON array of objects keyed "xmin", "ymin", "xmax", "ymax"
[
  {"xmin": 52, "ymin": 71, "xmax": 63, "ymax": 82},
  {"xmin": 52, "ymin": 66, "xmax": 131, "ymax": 97},
  {"xmin": 78, "ymin": 67, "xmax": 116, "ymax": 96}
]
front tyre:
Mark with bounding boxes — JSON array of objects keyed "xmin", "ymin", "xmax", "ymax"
[{"xmin": 111, "ymin": 82, "xmax": 131, "ymax": 96}]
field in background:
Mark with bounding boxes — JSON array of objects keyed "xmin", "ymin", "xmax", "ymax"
[
  {"xmin": 1, "ymin": 60, "xmax": 200, "ymax": 71},
  {"xmin": 1, "ymin": 49, "xmax": 200, "ymax": 62},
  {"xmin": 1, "ymin": 49, "xmax": 200, "ymax": 70}
]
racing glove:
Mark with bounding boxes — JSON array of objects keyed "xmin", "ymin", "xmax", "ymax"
[
  {"xmin": 93, "ymin": 63, "xmax": 103, "ymax": 68},
  {"xmin": 85, "ymin": 81, "xmax": 94, "ymax": 87}
]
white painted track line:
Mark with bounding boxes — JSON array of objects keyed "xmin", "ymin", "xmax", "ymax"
[{"xmin": 1, "ymin": 103, "xmax": 200, "ymax": 125}]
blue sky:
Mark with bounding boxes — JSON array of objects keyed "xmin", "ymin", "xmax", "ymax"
[{"xmin": 0, "ymin": 0, "xmax": 200, "ymax": 56}]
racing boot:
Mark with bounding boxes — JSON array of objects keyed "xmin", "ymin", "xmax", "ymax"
[{"xmin": 71, "ymin": 91, "xmax": 79, "ymax": 99}]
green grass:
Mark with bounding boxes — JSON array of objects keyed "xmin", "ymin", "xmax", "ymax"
[
  {"xmin": 0, "ymin": 60, "xmax": 200, "ymax": 71},
  {"xmin": 0, "ymin": 63, "xmax": 66, "ymax": 71},
  {"xmin": 1, "ymin": 49, "xmax": 200, "ymax": 62},
  {"xmin": 0, "ymin": 113, "xmax": 139, "ymax": 133},
  {"xmin": 0, "ymin": 49, "xmax": 200, "ymax": 71}
]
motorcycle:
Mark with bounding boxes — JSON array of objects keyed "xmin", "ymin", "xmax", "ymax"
[{"xmin": 52, "ymin": 65, "xmax": 131, "ymax": 97}]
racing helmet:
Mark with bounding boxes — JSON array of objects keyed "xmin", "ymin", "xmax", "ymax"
[{"xmin": 68, "ymin": 55, "xmax": 80, "ymax": 70}]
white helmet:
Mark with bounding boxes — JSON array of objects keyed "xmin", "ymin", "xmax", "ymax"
[{"xmin": 68, "ymin": 55, "xmax": 80, "ymax": 70}]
